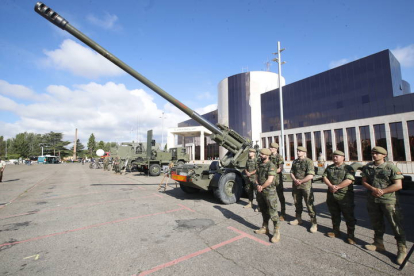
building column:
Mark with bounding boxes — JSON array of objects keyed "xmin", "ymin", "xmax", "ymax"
[
  {"xmin": 343, "ymin": 128, "xmax": 349, "ymax": 161},
  {"xmin": 332, "ymin": 129, "xmax": 337, "ymax": 153},
  {"xmin": 369, "ymin": 124, "xmax": 375, "ymax": 149},
  {"xmin": 311, "ymin": 132, "xmax": 316, "ymax": 161},
  {"xmin": 200, "ymin": 130, "xmax": 205, "ymax": 161},
  {"xmin": 321, "ymin": 131, "xmax": 326, "ymax": 161},
  {"xmin": 293, "ymin": 133, "xmax": 298, "ymax": 159},
  {"xmin": 402, "ymin": 120, "xmax": 411, "ymax": 161},
  {"xmin": 283, "ymin": 134, "xmax": 288, "ymax": 161},
  {"xmin": 355, "ymin": 127, "xmax": 362, "ymax": 161},
  {"xmin": 384, "ymin": 123, "xmax": 393, "ymax": 161}
]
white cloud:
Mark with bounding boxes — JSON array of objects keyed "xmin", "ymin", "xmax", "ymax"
[
  {"xmin": 329, "ymin": 58, "xmax": 349, "ymax": 69},
  {"xmin": 42, "ymin": 39, "xmax": 125, "ymax": 79},
  {"xmin": 0, "ymin": 81, "xmax": 215, "ymax": 148},
  {"xmin": 87, "ymin": 13, "xmax": 120, "ymax": 30},
  {"xmin": 0, "ymin": 80, "xmax": 37, "ymax": 100},
  {"xmin": 195, "ymin": 103, "xmax": 217, "ymax": 115},
  {"xmin": 392, "ymin": 44, "xmax": 414, "ymax": 67},
  {"xmin": 196, "ymin": 91, "xmax": 214, "ymax": 100}
]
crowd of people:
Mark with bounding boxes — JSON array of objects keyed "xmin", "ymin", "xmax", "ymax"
[{"xmin": 243, "ymin": 143, "xmax": 407, "ymax": 265}]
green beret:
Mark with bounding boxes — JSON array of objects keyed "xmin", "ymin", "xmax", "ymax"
[
  {"xmin": 260, "ymin": 148, "xmax": 271, "ymax": 156},
  {"xmin": 248, "ymin": 148, "xmax": 256, "ymax": 152},
  {"xmin": 270, "ymin": 142, "xmax": 279, "ymax": 149},
  {"xmin": 297, "ymin": 146, "xmax": 307, "ymax": 152},
  {"xmin": 333, "ymin": 150, "xmax": 345, "ymax": 156},
  {"xmin": 372, "ymin": 146, "xmax": 387, "ymax": 155}
]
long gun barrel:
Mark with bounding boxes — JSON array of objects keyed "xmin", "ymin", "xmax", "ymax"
[{"xmin": 35, "ymin": 2, "xmax": 251, "ymax": 166}]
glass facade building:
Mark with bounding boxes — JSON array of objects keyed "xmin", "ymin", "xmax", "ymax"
[
  {"xmin": 261, "ymin": 50, "xmax": 414, "ymax": 132},
  {"xmin": 261, "ymin": 50, "xmax": 414, "ymax": 162}
]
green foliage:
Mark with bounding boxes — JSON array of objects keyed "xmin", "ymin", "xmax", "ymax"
[
  {"xmin": 104, "ymin": 142, "xmax": 111, "ymax": 152},
  {"xmin": 87, "ymin": 133, "xmax": 96, "ymax": 155},
  {"xmin": 97, "ymin": 141, "xmax": 105, "ymax": 150}
]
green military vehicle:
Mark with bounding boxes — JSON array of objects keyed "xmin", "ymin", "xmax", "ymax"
[{"xmin": 110, "ymin": 130, "xmax": 190, "ymax": 176}]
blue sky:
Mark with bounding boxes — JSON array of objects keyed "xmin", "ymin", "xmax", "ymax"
[{"xmin": 0, "ymin": 0, "xmax": 413, "ymax": 146}]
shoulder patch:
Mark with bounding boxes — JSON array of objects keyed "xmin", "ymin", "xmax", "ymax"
[{"xmin": 396, "ymin": 172, "xmax": 402, "ymax": 175}]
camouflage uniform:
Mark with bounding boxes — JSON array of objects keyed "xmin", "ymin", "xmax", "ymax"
[
  {"xmin": 257, "ymin": 160, "xmax": 279, "ymax": 227},
  {"xmin": 291, "ymin": 157, "xmax": 316, "ymax": 219},
  {"xmin": 270, "ymin": 154, "xmax": 285, "ymax": 215},
  {"xmin": 113, "ymin": 157, "xmax": 121, "ymax": 174},
  {"xmin": 244, "ymin": 158, "xmax": 258, "ymax": 202},
  {"xmin": 323, "ymin": 163, "xmax": 356, "ymax": 237},
  {"xmin": 361, "ymin": 161, "xmax": 406, "ymax": 247},
  {"xmin": 103, "ymin": 157, "xmax": 109, "ymax": 171}
]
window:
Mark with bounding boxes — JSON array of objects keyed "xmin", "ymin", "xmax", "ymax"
[
  {"xmin": 390, "ymin": 122, "xmax": 406, "ymax": 161},
  {"xmin": 296, "ymin": 133, "xmax": 303, "ymax": 147},
  {"xmin": 324, "ymin": 130, "xmax": 332, "ymax": 160},
  {"xmin": 335, "ymin": 129, "xmax": 344, "ymax": 152},
  {"xmin": 373, "ymin": 124, "xmax": 387, "ymax": 149},
  {"xmin": 408, "ymin": 121, "xmax": 414, "ymax": 161},
  {"xmin": 314, "ymin": 131, "xmax": 322, "ymax": 160},
  {"xmin": 262, "ymin": 137, "xmax": 266, "ymax": 148},
  {"xmin": 359, "ymin": 126, "xmax": 371, "ymax": 161},
  {"xmin": 346, "ymin": 127, "xmax": 358, "ymax": 160},
  {"xmin": 305, "ymin": 132, "xmax": 313, "ymax": 160},
  {"xmin": 289, "ymin": 134, "xmax": 294, "ymax": 160}
]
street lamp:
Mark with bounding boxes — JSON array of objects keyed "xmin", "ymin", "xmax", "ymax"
[
  {"xmin": 160, "ymin": 112, "xmax": 166, "ymax": 150},
  {"xmin": 272, "ymin": 41, "xmax": 287, "ymax": 160}
]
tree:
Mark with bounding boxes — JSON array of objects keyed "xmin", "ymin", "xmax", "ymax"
[
  {"xmin": 97, "ymin": 141, "xmax": 105, "ymax": 151},
  {"xmin": 104, "ymin": 142, "xmax": 111, "ymax": 152},
  {"xmin": 70, "ymin": 139, "xmax": 86, "ymax": 157},
  {"xmin": 12, "ymin": 133, "xmax": 30, "ymax": 158},
  {"xmin": 42, "ymin": 132, "xmax": 71, "ymax": 157},
  {"xmin": 87, "ymin": 133, "xmax": 96, "ymax": 156}
]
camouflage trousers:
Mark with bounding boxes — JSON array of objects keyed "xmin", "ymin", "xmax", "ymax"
[
  {"xmin": 326, "ymin": 193, "xmax": 356, "ymax": 230},
  {"xmin": 244, "ymin": 177, "xmax": 256, "ymax": 202},
  {"xmin": 103, "ymin": 163, "xmax": 109, "ymax": 171},
  {"xmin": 276, "ymin": 174, "xmax": 285, "ymax": 214},
  {"xmin": 367, "ymin": 197, "xmax": 406, "ymax": 246},
  {"xmin": 257, "ymin": 187, "xmax": 279, "ymax": 227},
  {"xmin": 292, "ymin": 186, "xmax": 316, "ymax": 218}
]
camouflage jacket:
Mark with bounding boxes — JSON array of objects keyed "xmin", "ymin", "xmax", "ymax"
[
  {"xmin": 245, "ymin": 158, "xmax": 258, "ymax": 182},
  {"xmin": 291, "ymin": 157, "xmax": 315, "ymax": 189},
  {"xmin": 322, "ymin": 163, "xmax": 355, "ymax": 200},
  {"xmin": 361, "ymin": 161, "xmax": 404, "ymax": 203},
  {"xmin": 258, "ymin": 160, "xmax": 277, "ymax": 190},
  {"xmin": 270, "ymin": 153, "xmax": 284, "ymax": 184}
]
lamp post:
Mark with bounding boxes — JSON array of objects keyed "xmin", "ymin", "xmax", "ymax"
[
  {"xmin": 160, "ymin": 112, "xmax": 166, "ymax": 150},
  {"xmin": 272, "ymin": 41, "xmax": 286, "ymax": 160}
]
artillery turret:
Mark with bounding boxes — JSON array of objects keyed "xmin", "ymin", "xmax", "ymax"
[{"xmin": 35, "ymin": 2, "xmax": 252, "ymax": 204}]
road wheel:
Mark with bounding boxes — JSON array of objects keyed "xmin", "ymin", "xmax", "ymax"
[
  {"xmin": 214, "ymin": 172, "xmax": 243, "ymax": 204},
  {"xmin": 149, "ymin": 164, "xmax": 161, "ymax": 176},
  {"xmin": 179, "ymin": 183, "xmax": 200, "ymax": 194},
  {"xmin": 177, "ymin": 160, "xmax": 185, "ymax": 166}
]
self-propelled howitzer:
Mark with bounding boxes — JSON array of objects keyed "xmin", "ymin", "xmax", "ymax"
[{"xmin": 35, "ymin": 2, "xmax": 252, "ymax": 204}]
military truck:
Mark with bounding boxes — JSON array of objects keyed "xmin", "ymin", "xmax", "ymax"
[
  {"xmin": 36, "ymin": 3, "xmax": 252, "ymax": 204},
  {"xmin": 109, "ymin": 130, "xmax": 189, "ymax": 176}
]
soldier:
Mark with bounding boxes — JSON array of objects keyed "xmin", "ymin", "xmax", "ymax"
[
  {"xmin": 243, "ymin": 148, "xmax": 258, "ymax": 209},
  {"xmin": 103, "ymin": 156, "xmax": 110, "ymax": 171},
  {"xmin": 0, "ymin": 157, "xmax": 6, "ymax": 182},
  {"xmin": 254, "ymin": 148, "xmax": 280, "ymax": 243},
  {"xmin": 361, "ymin": 146, "xmax": 406, "ymax": 265},
  {"xmin": 289, "ymin": 146, "xmax": 317, "ymax": 233},
  {"xmin": 269, "ymin": 142, "xmax": 286, "ymax": 221},
  {"xmin": 113, "ymin": 157, "xmax": 121, "ymax": 174},
  {"xmin": 322, "ymin": 150, "xmax": 356, "ymax": 244}
]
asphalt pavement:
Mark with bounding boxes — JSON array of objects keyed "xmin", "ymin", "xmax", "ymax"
[{"xmin": 0, "ymin": 163, "xmax": 413, "ymax": 275}]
